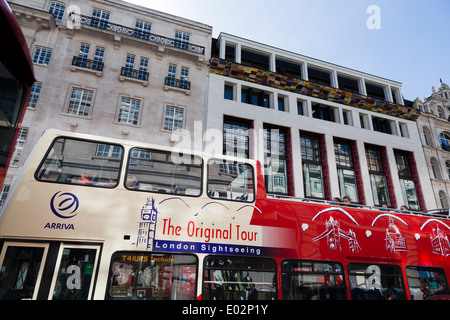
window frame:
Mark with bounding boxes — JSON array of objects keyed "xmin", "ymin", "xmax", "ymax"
[
  {"xmin": 125, "ymin": 147, "xmax": 203, "ymax": 197},
  {"xmin": 32, "ymin": 46, "xmax": 52, "ymax": 66},
  {"xmin": 106, "ymin": 251, "xmax": 198, "ymax": 300},
  {"xmin": 281, "ymin": 259, "xmax": 347, "ymax": 300},
  {"xmin": 65, "ymin": 87, "xmax": 95, "ymax": 118},
  {"xmin": 207, "ymin": 158, "xmax": 255, "ymax": 203},
  {"xmin": 162, "ymin": 104, "xmax": 185, "ymax": 132},
  {"xmin": 348, "ymin": 262, "xmax": 406, "ymax": 300},
  {"xmin": 202, "ymin": 255, "xmax": 277, "ymax": 301},
  {"xmin": 35, "ymin": 136, "xmax": 124, "ymax": 189}
]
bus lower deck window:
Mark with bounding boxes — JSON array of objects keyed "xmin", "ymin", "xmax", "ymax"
[{"xmin": 107, "ymin": 252, "xmax": 198, "ymax": 300}]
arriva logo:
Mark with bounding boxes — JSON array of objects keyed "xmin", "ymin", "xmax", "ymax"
[{"xmin": 50, "ymin": 192, "xmax": 80, "ymax": 219}]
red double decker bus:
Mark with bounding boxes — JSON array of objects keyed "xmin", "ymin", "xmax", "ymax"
[
  {"xmin": 0, "ymin": 129, "xmax": 449, "ymax": 301},
  {"xmin": 0, "ymin": 0, "xmax": 35, "ymax": 190}
]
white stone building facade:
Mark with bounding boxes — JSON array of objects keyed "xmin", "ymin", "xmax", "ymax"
[
  {"xmin": 414, "ymin": 80, "xmax": 450, "ymax": 208},
  {"xmin": 3, "ymin": 0, "xmax": 212, "ymax": 192},
  {"xmin": 206, "ymin": 33, "xmax": 436, "ymax": 211}
]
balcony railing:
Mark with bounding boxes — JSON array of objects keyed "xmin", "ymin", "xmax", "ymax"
[
  {"xmin": 69, "ymin": 14, "xmax": 206, "ymax": 55},
  {"xmin": 72, "ymin": 56, "xmax": 104, "ymax": 72},
  {"xmin": 165, "ymin": 76, "xmax": 191, "ymax": 90},
  {"xmin": 121, "ymin": 67, "xmax": 149, "ymax": 81}
]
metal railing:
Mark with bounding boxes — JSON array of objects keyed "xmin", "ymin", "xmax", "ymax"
[
  {"xmin": 72, "ymin": 56, "xmax": 104, "ymax": 72},
  {"xmin": 120, "ymin": 67, "xmax": 149, "ymax": 81},
  {"xmin": 165, "ymin": 76, "xmax": 191, "ymax": 90},
  {"xmin": 69, "ymin": 14, "xmax": 206, "ymax": 55}
]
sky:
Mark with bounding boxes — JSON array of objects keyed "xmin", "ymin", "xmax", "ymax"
[{"xmin": 124, "ymin": 0, "xmax": 450, "ymax": 101}]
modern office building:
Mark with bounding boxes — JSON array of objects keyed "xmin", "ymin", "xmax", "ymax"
[
  {"xmin": 414, "ymin": 80, "xmax": 450, "ymax": 208},
  {"xmin": 206, "ymin": 33, "xmax": 436, "ymax": 211},
  {"xmin": 1, "ymin": 0, "xmax": 212, "ymax": 196}
]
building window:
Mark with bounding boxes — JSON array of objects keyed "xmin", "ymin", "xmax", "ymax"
[
  {"xmin": 241, "ymin": 87, "xmax": 270, "ymax": 108},
  {"xmin": 312, "ymin": 103, "xmax": 335, "ymax": 122},
  {"xmin": 297, "ymin": 100, "xmax": 304, "ymax": 116},
  {"xmin": 224, "ymin": 84, "xmax": 234, "ymax": 100},
  {"xmin": 278, "ymin": 97, "xmax": 286, "ymax": 111},
  {"xmin": 372, "ymin": 117, "xmax": 392, "ymax": 134},
  {"xmin": 338, "ymin": 75, "xmax": 360, "ymax": 94},
  {"xmin": 180, "ymin": 67, "xmax": 189, "ymax": 89},
  {"xmin": 163, "ymin": 105, "xmax": 184, "ymax": 132},
  {"xmin": 91, "ymin": 8, "xmax": 110, "ymax": 29},
  {"xmin": 11, "ymin": 127, "xmax": 28, "ymax": 166},
  {"xmin": 32, "ymin": 46, "xmax": 52, "ymax": 66},
  {"xmin": 334, "ymin": 140, "xmax": 359, "ymax": 203},
  {"xmin": 223, "ymin": 118, "xmax": 250, "ymax": 158},
  {"xmin": 48, "ymin": 1, "xmax": 65, "ymax": 20},
  {"xmin": 167, "ymin": 64, "xmax": 177, "ymax": 86},
  {"xmin": 395, "ymin": 151, "xmax": 419, "ymax": 211},
  {"xmin": 366, "ymin": 146, "xmax": 390, "ymax": 207},
  {"xmin": 264, "ymin": 127, "xmax": 288, "ymax": 195},
  {"xmin": 174, "ymin": 31, "xmax": 190, "ymax": 49},
  {"xmin": 66, "ymin": 88, "xmax": 94, "ymax": 117},
  {"xmin": 134, "ymin": 20, "xmax": 152, "ymax": 40},
  {"xmin": 365, "ymin": 83, "xmax": 386, "ymax": 100},
  {"xmin": 446, "ymin": 161, "xmax": 450, "ymax": 179},
  {"xmin": 307, "ymin": 67, "xmax": 331, "ymax": 87},
  {"xmin": 118, "ymin": 97, "xmax": 141, "ymax": 126},
  {"xmin": 0, "ymin": 185, "xmax": 10, "ymax": 208},
  {"xmin": 96, "ymin": 144, "xmax": 123, "ymax": 158},
  {"xmin": 440, "ymin": 132, "xmax": 450, "ymax": 152},
  {"xmin": 27, "ymin": 81, "xmax": 42, "ymax": 109},
  {"xmin": 301, "ymin": 134, "xmax": 324, "ymax": 199}
]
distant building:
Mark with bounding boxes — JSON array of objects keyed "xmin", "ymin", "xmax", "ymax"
[
  {"xmin": 2, "ymin": 0, "xmax": 212, "ymax": 194},
  {"xmin": 206, "ymin": 33, "xmax": 436, "ymax": 211},
  {"xmin": 414, "ymin": 80, "xmax": 450, "ymax": 208}
]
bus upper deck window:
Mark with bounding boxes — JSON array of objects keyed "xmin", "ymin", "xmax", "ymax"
[
  {"xmin": 126, "ymin": 148, "xmax": 202, "ymax": 196},
  {"xmin": 207, "ymin": 159, "xmax": 255, "ymax": 202},
  {"xmin": 35, "ymin": 138, "xmax": 123, "ymax": 188}
]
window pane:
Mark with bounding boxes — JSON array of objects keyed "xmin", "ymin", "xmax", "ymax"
[
  {"xmin": 406, "ymin": 266, "xmax": 449, "ymax": 300},
  {"xmin": 370, "ymin": 174, "xmax": 390, "ymax": 207},
  {"xmin": 126, "ymin": 148, "xmax": 202, "ymax": 196},
  {"xmin": 207, "ymin": 159, "xmax": 254, "ymax": 202},
  {"xmin": 0, "ymin": 246, "xmax": 45, "ymax": 300},
  {"xmin": 348, "ymin": 263, "xmax": 406, "ymax": 300},
  {"xmin": 223, "ymin": 120, "xmax": 249, "ymax": 158},
  {"xmin": 202, "ymin": 256, "xmax": 277, "ymax": 300},
  {"xmin": 399, "ymin": 179, "xmax": 419, "ymax": 210},
  {"xmin": 337, "ymin": 168, "xmax": 358, "ymax": 203},
  {"xmin": 52, "ymin": 247, "xmax": 97, "ymax": 300},
  {"xmin": 282, "ymin": 260, "xmax": 347, "ymax": 300},
  {"xmin": 108, "ymin": 252, "xmax": 197, "ymax": 300},
  {"xmin": 303, "ymin": 163, "xmax": 324, "ymax": 199},
  {"xmin": 264, "ymin": 128, "xmax": 288, "ymax": 195},
  {"xmin": 35, "ymin": 138, "xmax": 123, "ymax": 188}
]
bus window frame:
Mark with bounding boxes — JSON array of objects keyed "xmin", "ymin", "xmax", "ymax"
[
  {"xmin": 0, "ymin": 241, "xmax": 50, "ymax": 300},
  {"xmin": 406, "ymin": 265, "xmax": 450, "ymax": 300},
  {"xmin": 124, "ymin": 147, "xmax": 204, "ymax": 197},
  {"xmin": 281, "ymin": 259, "xmax": 347, "ymax": 300},
  {"xmin": 347, "ymin": 262, "xmax": 406, "ymax": 300},
  {"xmin": 206, "ymin": 158, "xmax": 256, "ymax": 204},
  {"xmin": 34, "ymin": 136, "xmax": 124, "ymax": 189},
  {"xmin": 48, "ymin": 243, "xmax": 101, "ymax": 300},
  {"xmin": 202, "ymin": 255, "xmax": 277, "ymax": 300},
  {"xmin": 105, "ymin": 251, "xmax": 199, "ymax": 300}
]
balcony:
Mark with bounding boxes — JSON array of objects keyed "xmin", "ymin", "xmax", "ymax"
[
  {"xmin": 69, "ymin": 14, "xmax": 206, "ymax": 55},
  {"xmin": 70, "ymin": 56, "xmax": 104, "ymax": 76},
  {"xmin": 119, "ymin": 67, "xmax": 149, "ymax": 86},
  {"xmin": 164, "ymin": 76, "xmax": 191, "ymax": 95}
]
